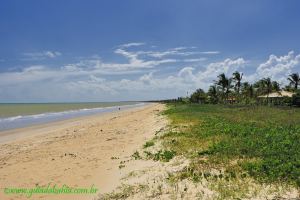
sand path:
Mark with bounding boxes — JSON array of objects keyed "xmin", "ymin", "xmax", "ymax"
[{"xmin": 0, "ymin": 103, "xmax": 166, "ymax": 200}]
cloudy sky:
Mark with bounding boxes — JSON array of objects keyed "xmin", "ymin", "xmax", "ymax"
[{"xmin": 0, "ymin": 0, "xmax": 300, "ymax": 102}]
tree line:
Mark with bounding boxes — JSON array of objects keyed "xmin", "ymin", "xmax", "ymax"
[{"xmin": 188, "ymin": 72, "xmax": 300, "ymax": 105}]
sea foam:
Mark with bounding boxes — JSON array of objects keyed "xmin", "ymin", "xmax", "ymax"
[{"xmin": 0, "ymin": 103, "xmax": 146, "ymax": 131}]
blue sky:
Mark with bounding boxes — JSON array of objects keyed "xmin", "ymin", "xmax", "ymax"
[{"xmin": 0, "ymin": 0, "xmax": 300, "ymax": 102}]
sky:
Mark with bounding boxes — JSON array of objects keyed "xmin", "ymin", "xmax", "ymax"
[{"xmin": 0, "ymin": 0, "xmax": 300, "ymax": 102}]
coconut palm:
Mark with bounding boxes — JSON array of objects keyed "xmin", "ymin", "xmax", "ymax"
[
  {"xmin": 215, "ymin": 73, "xmax": 227, "ymax": 92},
  {"xmin": 232, "ymin": 71, "xmax": 243, "ymax": 94},
  {"xmin": 272, "ymin": 81, "xmax": 280, "ymax": 92},
  {"xmin": 264, "ymin": 78, "xmax": 273, "ymax": 94},
  {"xmin": 288, "ymin": 73, "xmax": 300, "ymax": 90},
  {"xmin": 254, "ymin": 79, "xmax": 267, "ymax": 96},
  {"xmin": 208, "ymin": 85, "xmax": 218, "ymax": 104},
  {"xmin": 215, "ymin": 73, "xmax": 232, "ymax": 103},
  {"xmin": 254, "ymin": 78, "xmax": 272, "ymax": 95},
  {"xmin": 242, "ymin": 82, "xmax": 254, "ymax": 98},
  {"xmin": 253, "ymin": 78, "xmax": 272, "ymax": 104},
  {"xmin": 283, "ymin": 85, "xmax": 293, "ymax": 92},
  {"xmin": 225, "ymin": 78, "xmax": 233, "ymax": 97},
  {"xmin": 190, "ymin": 88, "xmax": 206, "ymax": 103}
]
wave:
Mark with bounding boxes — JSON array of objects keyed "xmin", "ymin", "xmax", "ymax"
[{"xmin": 0, "ymin": 103, "xmax": 146, "ymax": 131}]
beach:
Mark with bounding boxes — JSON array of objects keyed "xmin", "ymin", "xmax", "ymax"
[{"xmin": 0, "ymin": 103, "xmax": 166, "ymax": 200}]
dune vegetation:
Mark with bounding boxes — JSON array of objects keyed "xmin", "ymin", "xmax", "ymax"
[{"xmin": 161, "ymin": 103, "xmax": 300, "ymax": 195}]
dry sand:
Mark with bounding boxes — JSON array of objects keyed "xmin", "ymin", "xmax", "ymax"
[{"xmin": 0, "ymin": 103, "xmax": 167, "ymax": 200}]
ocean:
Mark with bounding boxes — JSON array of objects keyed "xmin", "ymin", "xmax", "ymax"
[{"xmin": 0, "ymin": 102, "xmax": 146, "ymax": 131}]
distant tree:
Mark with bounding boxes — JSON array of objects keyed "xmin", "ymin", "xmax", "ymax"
[
  {"xmin": 225, "ymin": 78, "xmax": 233, "ymax": 100},
  {"xmin": 215, "ymin": 73, "xmax": 232, "ymax": 103},
  {"xmin": 264, "ymin": 78, "xmax": 273, "ymax": 94},
  {"xmin": 232, "ymin": 71, "xmax": 243, "ymax": 94},
  {"xmin": 263, "ymin": 78, "xmax": 273, "ymax": 103},
  {"xmin": 208, "ymin": 85, "xmax": 218, "ymax": 104},
  {"xmin": 292, "ymin": 89, "xmax": 300, "ymax": 106},
  {"xmin": 288, "ymin": 73, "xmax": 300, "ymax": 90},
  {"xmin": 241, "ymin": 82, "xmax": 254, "ymax": 103},
  {"xmin": 283, "ymin": 84, "xmax": 294, "ymax": 92},
  {"xmin": 272, "ymin": 81, "xmax": 280, "ymax": 92},
  {"xmin": 254, "ymin": 78, "xmax": 272, "ymax": 95},
  {"xmin": 254, "ymin": 79, "xmax": 267, "ymax": 96},
  {"xmin": 190, "ymin": 88, "xmax": 207, "ymax": 103},
  {"xmin": 253, "ymin": 78, "xmax": 273, "ymax": 104}
]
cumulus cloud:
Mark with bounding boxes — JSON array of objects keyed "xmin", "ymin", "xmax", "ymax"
[
  {"xmin": 245, "ymin": 51, "xmax": 300, "ymax": 84},
  {"xmin": 0, "ymin": 56, "xmax": 245, "ymax": 101},
  {"xmin": 2, "ymin": 44, "xmax": 299, "ymax": 102},
  {"xmin": 257, "ymin": 51, "xmax": 300, "ymax": 82}
]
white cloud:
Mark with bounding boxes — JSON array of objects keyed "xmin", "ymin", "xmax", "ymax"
[
  {"xmin": 183, "ymin": 58, "xmax": 207, "ymax": 62},
  {"xmin": 197, "ymin": 58, "xmax": 246, "ymax": 81},
  {"xmin": 245, "ymin": 51, "xmax": 300, "ymax": 84},
  {"xmin": 22, "ymin": 51, "xmax": 62, "ymax": 60},
  {"xmin": 3, "ymin": 44, "xmax": 299, "ymax": 102},
  {"xmin": 136, "ymin": 47, "xmax": 219, "ymax": 59},
  {"xmin": 178, "ymin": 67, "xmax": 196, "ymax": 82},
  {"xmin": 0, "ymin": 53, "xmax": 246, "ymax": 101},
  {"xmin": 119, "ymin": 42, "xmax": 145, "ymax": 48},
  {"xmin": 113, "ymin": 45, "xmax": 219, "ymax": 60}
]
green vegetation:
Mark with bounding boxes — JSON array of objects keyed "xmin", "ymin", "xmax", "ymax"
[
  {"xmin": 162, "ymin": 104, "xmax": 300, "ymax": 188},
  {"xmin": 144, "ymin": 150, "xmax": 176, "ymax": 162},
  {"xmin": 100, "ymin": 184, "xmax": 149, "ymax": 200},
  {"xmin": 171, "ymin": 72, "xmax": 300, "ymax": 106},
  {"xmin": 143, "ymin": 141, "xmax": 155, "ymax": 148},
  {"xmin": 119, "ymin": 164, "xmax": 125, "ymax": 169},
  {"xmin": 131, "ymin": 151, "xmax": 142, "ymax": 160}
]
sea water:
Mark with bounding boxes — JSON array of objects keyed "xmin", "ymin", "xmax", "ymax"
[{"xmin": 0, "ymin": 102, "xmax": 146, "ymax": 131}]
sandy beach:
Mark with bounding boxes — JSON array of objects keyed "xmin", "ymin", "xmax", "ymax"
[{"xmin": 0, "ymin": 103, "xmax": 166, "ymax": 200}]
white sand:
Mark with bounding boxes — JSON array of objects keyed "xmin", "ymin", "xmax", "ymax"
[{"xmin": 0, "ymin": 103, "xmax": 166, "ymax": 200}]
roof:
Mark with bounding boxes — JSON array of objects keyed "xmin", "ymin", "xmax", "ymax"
[{"xmin": 258, "ymin": 91, "xmax": 295, "ymax": 98}]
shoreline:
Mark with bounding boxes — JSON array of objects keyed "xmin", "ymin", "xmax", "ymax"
[
  {"xmin": 0, "ymin": 102, "xmax": 147, "ymax": 132},
  {"xmin": 0, "ymin": 103, "xmax": 167, "ymax": 200},
  {"xmin": 0, "ymin": 103, "xmax": 150, "ymax": 144}
]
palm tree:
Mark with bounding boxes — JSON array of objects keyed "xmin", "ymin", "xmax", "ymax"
[
  {"xmin": 216, "ymin": 73, "xmax": 226, "ymax": 91},
  {"xmin": 215, "ymin": 73, "xmax": 232, "ymax": 103},
  {"xmin": 242, "ymin": 82, "xmax": 254, "ymax": 103},
  {"xmin": 190, "ymin": 88, "xmax": 206, "ymax": 103},
  {"xmin": 263, "ymin": 78, "xmax": 273, "ymax": 104},
  {"xmin": 272, "ymin": 81, "xmax": 280, "ymax": 92},
  {"xmin": 232, "ymin": 71, "xmax": 243, "ymax": 94},
  {"xmin": 208, "ymin": 85, "xmax": 218, "ymax": 104},
  {"xmin": 225, "ymin": 78, "xmax": 233, "ymax": 98},
  {"xmin": 254, "ymin": 79, "xmax": 267, "ymax": 96},
  {"xmin": 249, "ymin": 84, "xmax": 254, "ymax": 98},
  {"xmin": 283, "ymin": 85, "xmax": 293, "ymax": 92},
  {"xmin": 253, "ymin": 78, "xmax": 272, "ymax": 104},
  {"xmin": 288, "ymin": 73, "xmax": 300, "ymax": 90}
]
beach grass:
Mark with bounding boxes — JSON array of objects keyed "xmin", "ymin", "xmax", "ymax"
[{"xmin": 162, "ymin": 103, "xmax": 300, "ymax": 188}]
